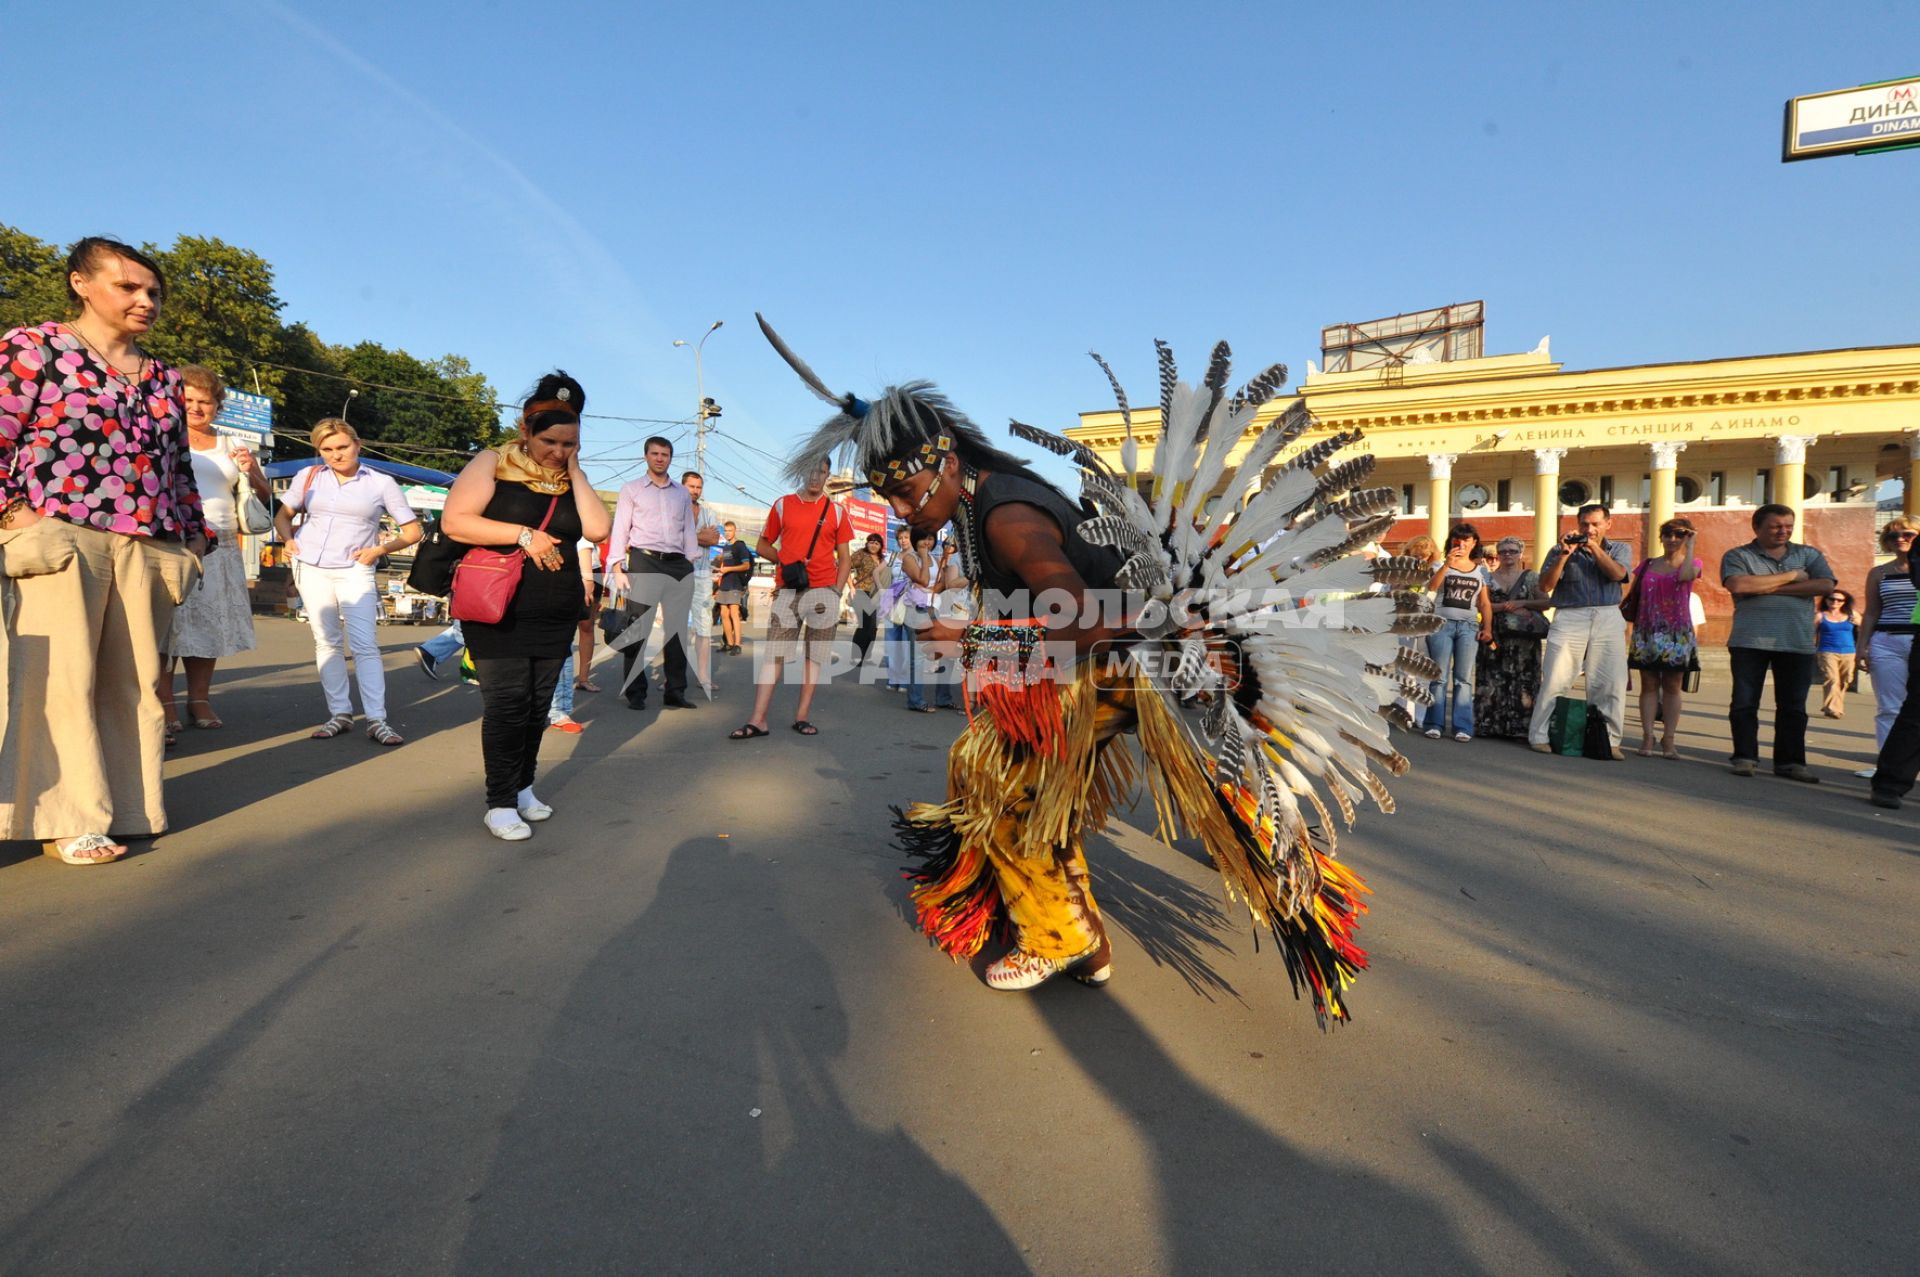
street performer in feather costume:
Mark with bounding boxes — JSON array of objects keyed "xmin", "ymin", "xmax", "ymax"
[{"xmin": 758, "ymin": 315, "xmax": 1439, "ymax": 1026}]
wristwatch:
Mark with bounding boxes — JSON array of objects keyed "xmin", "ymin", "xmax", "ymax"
[{"xmin": 516, "ymin": 527, "xmax": 535, "ymax": 551}]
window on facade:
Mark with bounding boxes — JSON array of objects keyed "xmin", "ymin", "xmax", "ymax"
[
  {"xmin": 1804, "ymin": 472, "xmax": 1823, "ymax": 500},
  {"xmin": 1401, "ymin": 484, "xmax": 1415, "ymax": 515},
  {"xmin": 1827, "ymin": 466, "xmax": 1845, "ymax": 498},
  {"xmin": 1598, "ymin": 475, "xmax": 1614, "ymax": 507},
  {"xmin": 1457, "ymin": 482, "xmax": 1490, "ymax": 510},
  {"xmin": 1757, "ymin": 468, "xmax": 1772, "ymax": 505},
  {"xmin": 1496, "ymin": 478, "xmax": 1511, "ymax": 511},
  {"xmin": 1675, "ymin": 475, "xmax": 1702, "ymax": 503},
  {"xmin": 1709, "ymin": 471, "xmax": 1726, "ymax": 504},
  {"xmin": 1557, "ymin": 478, "xmax": 1590, "ymax": 508}
]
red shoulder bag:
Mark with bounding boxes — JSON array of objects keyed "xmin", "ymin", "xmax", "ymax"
[{"xmin": 450, "ymin": 496, "xmax": 560, "ymax": 624}]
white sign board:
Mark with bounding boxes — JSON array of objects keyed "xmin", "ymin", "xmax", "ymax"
[
  {"xmin": 1784, "ymin": 77, "xmax": 1920, "ymax": 161},
  {"xmin": 214, "ymin": 389, "xmax": 275, "ymax": 446}
]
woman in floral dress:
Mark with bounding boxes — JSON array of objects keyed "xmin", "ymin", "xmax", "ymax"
[
  {"xmin": 0, "ymin": 238, "xmax": 208, "ymax": 864},
  {"xmin": 1627, "ymin": 517, "xmax": 1703, "ymax": 757},
  {"xmin": 1474, "ymin": 536, "xmax": 1549, "ymax": 738}
]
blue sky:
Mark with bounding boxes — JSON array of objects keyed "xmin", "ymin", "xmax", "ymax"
[{"xmin": 16, "ymin": 1, "xmax": 1916, "ymax": 499}]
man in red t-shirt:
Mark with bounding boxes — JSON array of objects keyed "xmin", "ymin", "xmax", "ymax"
[{"xmin": 729, "ymin": 457, "xmax": 853, "ymax": 738}]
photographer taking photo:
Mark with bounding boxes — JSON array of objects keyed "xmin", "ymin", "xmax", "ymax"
[{"xmin": 1527, "ymin": 503, "xmax": 1634, "ymax": 759}]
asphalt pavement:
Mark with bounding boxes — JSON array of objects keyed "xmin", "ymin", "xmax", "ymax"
[{"xmin": 1, "ymin": 619, "xmax": 1914, "ymax": 1275}]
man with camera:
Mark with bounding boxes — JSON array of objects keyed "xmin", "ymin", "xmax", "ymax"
[
  {"xmin": 1527, "ymin": 503, "xmax": 1635, "ymax": 758},
  {"xmin": 1721, "ymin": 503, "xmax": 1836, "ymax": 781},
  {"xmin": 728, "ymin": 457, "xmax": 853, "ymax": 739}
]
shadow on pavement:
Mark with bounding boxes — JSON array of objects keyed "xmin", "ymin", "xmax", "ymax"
[
  {"xmin": 450, "ymin": 837, "xmax": 1028, "ymax": 1273},
  {"xmin": 1035, "ymin": 990, "xmax": 1487, "ymax": 1276}
]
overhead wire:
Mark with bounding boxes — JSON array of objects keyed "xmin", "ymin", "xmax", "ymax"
[{"xmin": 246, "ymin": 357, "xmax": 696, "ymax": 426}]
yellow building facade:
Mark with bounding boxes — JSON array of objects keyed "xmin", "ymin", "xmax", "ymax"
[{"xmin": 1067, "ymin": 342, "xmax": 1920, "ymax": 642}]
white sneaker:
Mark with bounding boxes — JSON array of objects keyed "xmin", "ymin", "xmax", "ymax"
[
  {"xmin": 1853, "ymin": 767, "xmax": 1876, "ymax": 779},
  {"xmin": 1454, "ymin": 732, "xmax": 1472, "ymax": 742},
  {"xmin": 485, "ymin": 807, "xmax": 532, "ymax": 841},
  {"xmin": 517, "ymin": 787, "xmax": 553, "ymax": 822},
  {"xmin": 1423, "ymin": 728, "xmax": 1442, "ymax": 739}
]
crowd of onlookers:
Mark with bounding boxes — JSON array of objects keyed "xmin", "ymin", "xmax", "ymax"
[
  {"xmin": 6, "ymin": 237, "xmax": 1919, "ymax": 865},
  {"xmin": 1401, "ymin": 500, "xmax": 1920, "ymax": 806}
]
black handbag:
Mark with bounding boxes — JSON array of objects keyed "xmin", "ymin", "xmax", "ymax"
[{"xmin": 405, "ymin": 515, "xmax": 464, "ymax": 597}]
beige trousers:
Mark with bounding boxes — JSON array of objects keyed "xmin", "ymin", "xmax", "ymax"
[
  {"xmin": 1817, "ymin": 651, "xmax": 1856, "ymax": 718},
  {"xmin": 1, "ymin": 521, "xmax": 200, "ymax": 840}
]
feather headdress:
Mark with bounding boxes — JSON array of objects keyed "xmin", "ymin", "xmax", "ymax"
[{"xmin": 759, "ymin": 313, "xmax": 1035, "ymax": 488}]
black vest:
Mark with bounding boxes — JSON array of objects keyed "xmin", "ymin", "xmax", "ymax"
[{"xmin": 966, "ymin": 470, "xmax": 1124, "ymax": 613}]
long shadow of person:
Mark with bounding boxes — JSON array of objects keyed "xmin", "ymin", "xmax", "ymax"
[
  {"xmin": 452, "ymin": 838, "xmax": 1028, "ymax": 1273},
  {"xmin": 1034, "ymin": 992, "xmax": 1487, "ymax": 1276}
]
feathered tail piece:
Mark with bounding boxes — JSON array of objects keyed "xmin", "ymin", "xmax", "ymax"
[{"xmin": 896, "ymin": 802, "xmax": 1003, "ymax": 959}]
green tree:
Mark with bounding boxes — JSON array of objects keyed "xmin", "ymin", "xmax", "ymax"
[
  {"xmin": 272, "ymin": 322, "xmax": 347, "ymax": 451},
  {"xmin": 144, "ymin": 236, "xmax": 286, "ymax": 399},
  {"xmin": 0, "ymin": 224, "xmax": 68, "ymax": 335}
]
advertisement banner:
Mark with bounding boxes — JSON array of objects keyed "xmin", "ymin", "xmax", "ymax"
[
  {"xmin": 844, "ymin": 496, "xmax": 889, "ymax": 540},
  {"xmin": 215, "ymin": 390, "xmax": 275, "ymax": 446}
]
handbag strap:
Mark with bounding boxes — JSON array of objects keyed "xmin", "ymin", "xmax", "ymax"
[
  {"xmin": 789, "ymin": 495, "xmax": 833, "ymax": 563},
  {"xmin": 534, "ymin": 495, "xmax": 560, "ymax": 533}
]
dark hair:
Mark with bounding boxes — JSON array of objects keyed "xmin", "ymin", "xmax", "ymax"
[
  {"xmin": 1446, "ymin": 522, "xmax": 1480, "ymax": 549},
  {"xmin": 520, "ymin": 370, "xmax": 584, "ymax": 435},
  {"xmin": 1825, "ymin": 589, "xmax": 1854, "ymax": 610},
  {"xmin": 522, "ymin": 369, "xmax": 585, "ymax": 413},
  {"xmin": 912, "ymin": 527, "xmax": 936, "ymax": 548},
  {"xmin": 1659, "ymin": 517, "xmax": 1695, "ymax": 538},
  {"xmin": 723, "ymin": 521, "xmax": 737, "ymax": 531},
  {"xmin": 865, "ymin": 532, "xmax": 883, "ymax": 544},
  {"xmin": 681, "ymin": 470, "xmax": 702, "ymax": 484},
  {"xmin": 65, "ymin": 237, "xmax": 167, "ymax": 306},
  {"xmin": 644, "ymin": 435, "xmax": 674, "ymax": 455},
  {"xmin": 1576, "ymin": 502, "xmax": 1610, "ymax": 520},
  {"xmin": 1751, "ymin": 502, "xmax": 1794, "ymax": 529}
]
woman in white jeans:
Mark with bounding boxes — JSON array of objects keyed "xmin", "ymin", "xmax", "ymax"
[
  {"xmin": 1857, "ymin": 517, "xmax": 1918, "ymax": 776},
  {"xmin": 274, "ymin": 418, "xmax": 422, "ymax": 745}
]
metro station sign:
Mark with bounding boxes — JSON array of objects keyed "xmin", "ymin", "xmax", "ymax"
[{"xmin": 1784, "ymin": 76, "xmax": 1920, "ymax": 161}]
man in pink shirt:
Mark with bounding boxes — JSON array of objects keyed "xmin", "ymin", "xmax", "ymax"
[{"xmin": 608, "ymin": 437, "xmax": 716, "ymax": 709}]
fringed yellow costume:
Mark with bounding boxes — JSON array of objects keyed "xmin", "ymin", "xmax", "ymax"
[
  {"xmin": 899, "ymin": 629, "xmax": 1374, "ymax": 1024},
  {"xmin": 755, "ymin": 317, "xmax": 1429, "ymax": 1028}
]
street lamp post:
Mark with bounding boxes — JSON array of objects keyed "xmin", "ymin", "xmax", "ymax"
[
  {"xmin": 672, "ymin": 320, "xmax": 723, "ymax": 481},
  {"xmin": 340, "ymin": 388, "xmax": 359, "ymax": 422}
]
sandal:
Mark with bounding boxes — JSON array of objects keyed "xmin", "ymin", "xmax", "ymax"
[
  {"xmin": 574, "ymin": 678, "xmax": 600, "ymax": 693},
  {"xmin": 45, "ymin": 833, "xmax": 128, "ymax": 866},
  {"xmin": 186, "ymin": 699, "xmax": 223, "ymax": 729},
  {"xmin": 366, "ymin": 719, "xmax": 406, "ymax": 747},
  {"xmin": 729, "ymin": 723, "xmax": 770, "ymax": 740},
  {"xmin": 791, "ymin": 720, "xmax": 819, "ymax": 735},
  {"xmin": 310, "ymin": 713, "xmax": 355, "ymax": 739}
]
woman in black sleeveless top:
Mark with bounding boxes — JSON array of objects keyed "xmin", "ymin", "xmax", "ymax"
[{"xmin": 442, "ymin": 373, "xmax": 611, "ymax": 840}]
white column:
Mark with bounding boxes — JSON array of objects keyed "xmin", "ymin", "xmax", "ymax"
[
  {"xmin": 1648, "ymin": 441, "xmax": 1687, "ymax": 546},
  {"xmin": 1908, "ymin": 434, "xmax": 1920, "ymax": 519},
  {"xmin": 1426, "ymin": 453, "xmax": 1455, "ymax": 537},
  {"xmin": 1532, "ymin": 449, "xmax": 1565, "ymax": 569},
  {"xmin": 1774, "ymin": 434, "xmax": 1816, "ymax": 524}
]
